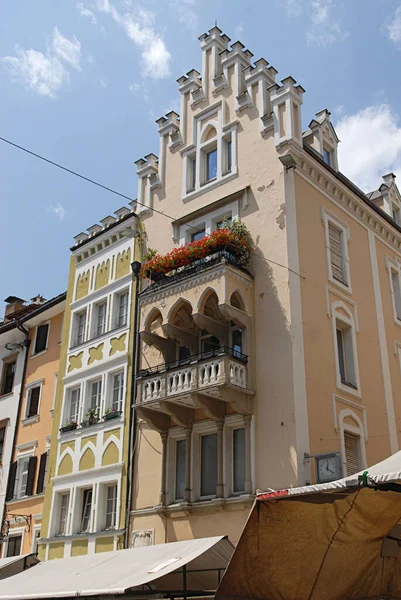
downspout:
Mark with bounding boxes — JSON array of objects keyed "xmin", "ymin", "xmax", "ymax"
[
  {"xmin": 0, "ymin": 322, "xmax": 30, "ymax": 548},
  {"xmin": 124, "ymin": 260, "xmax": 141, "ymax": 548}
]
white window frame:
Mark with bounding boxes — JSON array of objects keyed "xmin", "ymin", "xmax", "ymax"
[
  {"xmin": 322, "ymin": 209, "xmax": 352, "ymax": 293},
  {"xmin": 32, "ymin": 321, "xmax": 50, "ymax": 356},
  {"xmin": 104, "ymin": 483, "xmax": 118, "ymax": 530},
  {"xmin": 32, "ymin": 525, "xmax": 41, "ymax": 553},
  {"xmin": 387, "ymin": 257, "xmax": 401, "ymax": 326},
  {"xmin": 109, "ymin": 370, "xmax": 125, "ymax": 413},
  {"xmin": 85, "ymin": 377, "xmax": 103, "ymax": 418},
  {"xmin": 79, "ymin": 487, "xmax": 94, "ymax": 533},
  {"xmin": 166, "ymin": 427, "xmax": 187, "ymax": 506},
  {"xmin": 114, "ymin": 289, "xmax": 129, "ymax": 329},
  {"xmin": 2, "ymin": 527, "xmax": 25, "ymax": 559},
  {"xmin": 14, "ymin": 454, "xmax": 32, "ymax": 499},
  {"xmin": 339, "ymin": 409, "xmax": 367, "ymax": 476},
  {"xmin": 71, "ymin": 309, "xmax": 87, "ymax": 347},
  {"xmin": 331, "ymin": 302, "xmax": 361, "ymax": 398},
  {"xmin": 179, "ymin": 200, "xmax": 239, "ymax": 245},
  {"xmin": 92, "ymin": 299, "xmax": 108, "ymax": 339},
  {"xmin": 50, "ymin": 489, "xmax": 71, "ymax": 538},
  {"xmin": 224, "ymin": 414, "xmax": 246, "ymax": 498},
  {"xmin": 23, "ymin": 378, "xmax": 44, "ymax": 423},
  {"xmin": 392, "ymin": 202, "xmax": 401, "ymax": 226},
  {"xmin": 192, "ymin": 420, "xmax": 218, "ymax": 502},
  {"xmin": 62, "ymin": 384, "xmax": 82, "ymax": 427}
]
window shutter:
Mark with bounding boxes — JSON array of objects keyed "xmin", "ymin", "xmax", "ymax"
[
  {"xmin": 25, "ymin": 456, "xmax": 37, "ymax": 496},
  {"xmin": 28, "ymin": 387, "xmax": 40, "ymax": 417},
  {"xmin": 36, "ymin": 452, "xmax": 47, "ymax": 494},
  {"xmin": 344, "ymin": 433, "xmax": 359, "ymax": 476},
  {"xmin": 6, "ymin": 461, "xmax": 17, "ymax": 501},
  {"xmin": 329, "ymin": 225, "xmax": 346, "ymax": 284}
]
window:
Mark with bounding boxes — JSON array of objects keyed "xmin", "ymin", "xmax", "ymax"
[
  {"xmin": 34, "ymin": 323, "xmax": 49, "ymax": 354},
  {"xmin": 68, "ymin": 387, "xmax": 80, "ymax": 423},
  {"xmin": 95, "ymin": 302, "xmax": 107, "ymax": 337},
  {"xmin": 188, "ymin": 156, "xmax": 196, "ymax": 192},
  {"xmin": 206, "ymin": 148, "xmax": 217, "ymax": 182},
  {"xmin": 36, "ymin": 452, "xmax": 48, "ymax": 494},
  {"xmin": 323, "ymin": 148, "xmax": 331, "ymax": 166},
  {"xmin": 328, "ymin": 224, "xmax": 347, "ymax": 285},
  {"xmin": 200, "ymin": 331, "xmax": 221, "ymax": 354},
  {"xmin": 16, "ymin": 457, "xmax": 30, "ymax": 498},
  {"xmin": 26, "ymin": 386, "xmax": 40, "ymax": 418},
  {"xmin": 392, "ymin": 270, "xmax": 401, "ymax": 320},
  {"xmin": 336, "ymin": 325, "xmax": 357, "ymax": 388},
  {"xmin": 117, "ymin": 292, "xmax": 129, "ymax": 328},
  {"xmin": 344, "ymin": 432, "xmax": 360, "ymax": 475},
  {"xmin": 112, "ymin": 372, "xmax": 124, "ymax": 411},
  {"xmin": 58, "ymin": 493, "xmax": 70, "ymax": 536},
  {"xmin": 32, "ymin": 528, "xmax": 41, "ymax": 554},
  {"xmin": 231, "ymin": 325, "xmax": 243, "ymax": 357},
  {"xmin": 175, "ymin": 439, "xmax": 186, "ymax": 501},
  {"xmin": 216, "ymin": 216, "xmax": 232, "ymax": 230},
  {"xmin": 191, "ymin": 228, "xmax": 206, "ymax": 242},
  {"xmin": 233, "ymin": 428, "xmax": 245, "ymax": 493},
  {"xmin": 0, "ymin": 426, "xmax": 5, "ymax": 463},
  {"xmin": 80, "ymin": 488, "xmax": 93, "ymax": 532},
  {"xmin": 75, "ymin": 311, "xmax": 87, "ymax": 346},
  {"xmin": 105, "ymin": 484, "xmax": 117, "ymax": 529},
  {"xmin": 393, "ymin": 205, "xmax": 401, "ymax": 226},
  {"xmin": 6, "ymin": 535, "xmax": 22, "ymax": 557},
  {"xmin": 200, "ymin": 433, "xmax": 217, "ymax": 497},
  {"xmin": 225, "ymin": 139, "xmax": 232, "ymax": 174},
  {"xmin": 89, "ymin": 379, "xmax": 102, "ymax": 411},
  {"xmin": 178, "ymin": 346, "xmax": 191, "ymax": 363},
  {"xmin": 1, "ymin": 359, "xmax": 16, "ymax": 395}
]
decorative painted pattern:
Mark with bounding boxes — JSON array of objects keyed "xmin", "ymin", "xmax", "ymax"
[
  {"xmin": 109, "ymin": 333, "xmax": 127, "ymax": 356},
  {"xmin": 75, "ymin": 270, "xmax": 90, "ymax": 300},
  {"xmin": 95, "ymin": 260, "xmax": 110, "ymax": 290},
  {"xmin": 116, "ymin": 248, "xmax": 131, "ymax": 279},
  {"xmin": 68, "ymin": 352, "xmax": 83, "ymax": 372},
  {"xmin": 88, "ymin": 343, "xmax": 104, "ymax": 365}
]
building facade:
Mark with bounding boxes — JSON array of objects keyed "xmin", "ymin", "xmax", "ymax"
[
  {"xmin": 2, "ymin": 294, "xmax": 65, "ymax": 558},
  {"xmin": 129, "ymin": 26, "xmax": 401, "ymax": 547},
  {"xmin": 38, "ymin": 207, "xmax": 141, "ymax": 560}
]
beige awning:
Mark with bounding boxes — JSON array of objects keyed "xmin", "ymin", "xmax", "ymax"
[
  {"xmin": 0, "ymin": 554, "xmax": 39, "ymax": 581},
  {"xmin": 0, "ymin": 536, "xmax": 233, "ymax": 599}
]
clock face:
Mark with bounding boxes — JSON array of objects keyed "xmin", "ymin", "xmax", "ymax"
[{"xmin": 317, "ymin": 455, "xmax": 339, "ymax": 483}]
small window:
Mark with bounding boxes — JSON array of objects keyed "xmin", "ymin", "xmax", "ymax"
[
  {"xmin": 226, "ymin": 139, "xmax": 232, "ymax": 174},
  {"xmin": 323, "ymin": 148, "xmax": 331, "ymax": 166},
  {"xmin": 6, "ymin": 535, "xmax": 22, "ymax": 557},
  {"xmin": 80, "ymin": 488, "xmax": 93, "ymax": 532},
  {"xmin": 58, "ymin": 492, "xmax": 70, "ymax": 536},
  {"xmin": 34, "ymin": 324, "xmax": 49, "ymax": 354},
  {"xmin": 1, "ymin": 360, "xmax": 16, "ymax": 395},
  {"xmin": 112, "ymin": 372, "xmax": 124, "ymax": 411},
  {"xmin": 117, "ymin": 292, "xmax": 129, "ymax": 328},
  {"xmin": 68, "ymin": 388, "xmax": 80, "ymax": 423},
  {"xmin": 105, "ymin": 484, "xmax": 117, "ymax": 529},
  {"xmin": 393, "ymin": 206, "xmax": 401, "ymax": 226},
  {"xmin": 329, "ymin": 224, "xmax": 347, "ymax": 285},
  {"xmin": 231, "ymin": 326, "xmax": 243, "ymax": 358},
  {"xmin": 95, "ymin": 302, "xmax": 107, "ymax": 337},
  {"xmin": 175, "ymin": 439, "xmax": 186, "ymax": 501},
  {"xmin": 26, "ymin": 386, "xmax": 40, "ymax": 418},
  {"xmin": 392, "ymin": 271, "xmax": 401, "ymax": 320},
  {"xmin": 75, "ymin": 311, "xmax": 87, "ymax": 346},
  {"xmin": 89, "ymin": 379, "xmax": 102, "ymax": 411},
  {"xmin": 191, "ymin": 229, "xmax": 206, "ymax": 242},
  {"xmin": 0, "ymin": 426, "xmax": 5, "ymax": 463},
  {"xmin": 188, "ymin": 156, "xmax": 196, "ymax": 192},
  {"xmin": 233, "ymin": 428, "xmax": 245, "ymax": 493},
  {"xmin": 344, "ymin": 432, "xmax": 360, "ymax": 475},
  {"xmin": 206, "ymin": 149, "xmax": 217, "ymax": 182},
  {"xmin": 200, "ymin": 433, "xmax": 217, "ymax": 497},
  {"xmin": 336, "ymin": 325, "xmax": 356, "ymax": 388}
]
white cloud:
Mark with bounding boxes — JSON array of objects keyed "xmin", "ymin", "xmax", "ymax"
[
  {"xmin": 336, "ymin": 104, "xmax": 401, "ymax": 192},
  {"xmin": 279, "ymin": 0, "xmax": 302, "ymax": 17},
  {"xmin": 76, "ymin": 1, "xmax": 98, "ymax": 25},
  {"xmin": 100, "ymin": 78, "xmax": 107, "ymax": 87},
  {"xmin": 93, "ymin": 0, "xmax": 171, "ymax": 78},
  {"xmin": 169, "ymin": 0, "xmax": 198, "ymax": 33},
  {"xmin": 2, "ymin": 28, "xmax": 82, "ymax": 97},
  {"xmin": 387, "ymin": 5, "xmax": 401, "ymax": 43},
  {"xmin": 129, "ymin": 80, "xmax": 149, "ymax": 101},
  {"xmin": 49, "ymin": 203, "xmax": 66, "ymax": 222},
  {"xmin": 52, "ymin": 27, "xmax": 82, "ymax": 70},
  {"xmin": 307, "ymin": 0, "xmax": 348, "ymax": 46}
]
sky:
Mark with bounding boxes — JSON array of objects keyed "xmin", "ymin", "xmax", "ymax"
[{"xmin": 2, "ymin": 0, "xmax": 401, "ymax": 307}]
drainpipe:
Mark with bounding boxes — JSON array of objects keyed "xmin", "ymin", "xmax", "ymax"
[
  {"xmin": 0, "ymin": 322, "xmax": 30, "ymax": 549},
  {"xmin": 124, "ymin": 260, "xmax": 141, "ymax": 548}
]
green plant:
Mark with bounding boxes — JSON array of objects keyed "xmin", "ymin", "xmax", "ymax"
[
  {"xmin": 142, "ymin": 248, "xmax": 159, "ymax": 262},
  {"xmin": 86, "ymin": 407, "xmax": 99, "ymax": 420},
  {"xmin": 63, "ymin": 419, "xmax": 77, "ymax": 428},
  {"xmin": 104, "ymin": 407, "xmax": 119, "ymax": 415}
]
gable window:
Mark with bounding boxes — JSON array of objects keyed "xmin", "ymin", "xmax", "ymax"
[
  {"xmin": 0, "ymin": 426, "xmax": 5, "ymax": 464},
  {"xmin": 175, "ymin": 439, "xmax": 186, "ymax": 501},
  {"xmin": 34, "ymin": 323, "xmax": 49, "ymax": 354},
  {"xmin": 105, "ymin": 484, "xmax": 117, "ymax": 529},
  {"xmin": 200, "ymin": 433, "xmax": 217, "ymax": 497},
  {"xmin": 112, "ymin": 372, "xmax": 124, "ymax": 411},
  {"xmin": 26, "ymin": 385, "xmax": 40, "ymax": 418},
  {"xmin": 58, "ymin": 492, "xmax": 70, "ymax": 536},
  {"xmin": 206, "ymin": 148, "xmax": 217, "ymax": 182},
  {"xmin": 6, "ymin": 535, "xmax": 22, "ymax": 558},
  {"xmin": 116, "ymin": 291, "xmax": 129, "ymax": 328},
  {"xmin": 80, "ymin": 488, "xmax": 93, "ymax": 532},
  {"xmin": 323, "ymin": 148, "xmax": 332, "ymax": 166},
  {"xmin": 67, "ymin": 387, "xmax": 80, "ymax": 423},
  {"xmin": 75, "ymin": 310, "xmax": 87, "ymax": 346},
  {"xmin": 95, "ymin": 301, "xmax": 107, "ymax": 337},
  {"xmin": 328, "ymin": 224, "xmax": 347, "ymax": 285},
  {"xmin": 233, "ymin": 427, "xmax": 245, "ymax": 493},
  {"xmin": 1, "ymin": 359, "xmax": 16, "ymax": 395}
]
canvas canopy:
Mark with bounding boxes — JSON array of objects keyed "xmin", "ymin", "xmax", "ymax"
[
  {"xmin": 216, "ymin": 451, "xmax": 401, "ymax": 600},
  {"xmin": 0, "ymin": 535, "xmax": 233, "ymax": 599},
  {"xmin": 0, "ymin": 554, "xmax": 39, "ymax": 581}
]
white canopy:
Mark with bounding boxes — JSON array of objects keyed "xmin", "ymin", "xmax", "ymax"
[
  {"xmin": 0, "ymin": 554, "xmax": 39, "ymax": 581},
  {"xmin": 0, "ymin": 536, "xmax": 233, "ymax": 599}
]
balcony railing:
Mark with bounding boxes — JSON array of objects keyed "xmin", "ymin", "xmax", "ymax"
[{"xmin": 137, "ymin": 347, "xmax": 249, "ymax": 404}]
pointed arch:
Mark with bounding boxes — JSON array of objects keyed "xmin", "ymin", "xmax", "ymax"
[
  {"xmin": 144, "ymin": 307, "xmax": 164, "ymax": 332},
  {"xmin": 57, "ymin": 449, "xmax": 74, "ymax": 476},
  {"xmin": 167, "ymin": 298, "xmax": 194, "ymax": 327},
  {"xmin": 197, "ymin": 287, "xmax": 222, "ymax": 315},
  {"xmin": 230, "ymin": 290, "xmax": 246, "ymax": 312},
  {"xmin": 201, "ymin": 121, "xmax": 218, "ymax": 143}
]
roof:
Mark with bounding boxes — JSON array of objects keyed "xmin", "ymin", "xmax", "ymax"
[
  {"xmin": 0, "ymin": 536, "xmax": 234, "ymax": 599},
  {"xmin": 0, "ymin": 292, "xmax": 66, "ymax": 334},
  {"xmin": 0, "ymin": 554, "xmax": 39, "ymax": 581},
  {"xmin": 70, "ymin": 210, "xmax": 138, "ymax": 252}
]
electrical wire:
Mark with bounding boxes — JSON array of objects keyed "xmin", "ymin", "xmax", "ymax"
[{"xmin": 0, "ymin": 135, "xmax": 305, "ymax": 278}]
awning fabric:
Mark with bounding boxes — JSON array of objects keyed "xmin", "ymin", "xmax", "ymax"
[
  {"xmin": 216, "ymin": 451, "xmax": 401, "ymax": 600},
  {"xmin": 0, "ymin": 554, "xmax": 39, "ymax": 581},
  {"xmin": 0, "ymin": 536, "xmax": 233, "ymax": 599}
]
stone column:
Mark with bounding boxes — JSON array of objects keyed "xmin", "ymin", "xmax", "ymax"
[
  {"xmin": 216, "ymin": 420, "xmax": 224, "ymax": 498},
  {"xmin": 244, "ymin": 415, "xmax": 252, "ymax": 494},
  {"xmin": 159, "ymin": 432, "xmax": 168, "ymax": 506},
  {"xmin": 184, "ymin": 427, "xmax": 192, "ymax": 502}
]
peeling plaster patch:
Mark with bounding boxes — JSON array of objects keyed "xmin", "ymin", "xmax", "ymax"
[
  {"xmin": 257, "ymin": 185, "xmax": 265, "ymax": 192},
  {"xmin": 276, "ymin": 203, "xmax": 286, "ymax": 229}
]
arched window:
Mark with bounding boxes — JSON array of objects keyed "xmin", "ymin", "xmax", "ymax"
[{"xmin": 339, "ymin": 409, "xmax": 367, "ymax": 476}]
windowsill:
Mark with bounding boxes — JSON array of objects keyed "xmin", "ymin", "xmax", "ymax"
[
  {"xmin": 330, "ymin": 276, "xmax": 352, "ymax": 295},
  {"xmin": 40, "ymin": 528, "xmax": 125, "ymax": 543},
  {"xmin": 340, "ymin": 380, "xmax": 358, "ymax": 390},
  {"xmin": 0, "ymin": 392, "xmax": 14, "ymax": 400},
  {"xmin": 183, "ymin": 170, "xmax": 238, "ymax": 203},
  {"xmin": 22, "ymin": 415, "xmax": 39, "ymax": 426},
  {"xmin": 7, "ymin": 493, "xmax": 45, "ymax": 505},
  {"xmin": 31, "ymin": 349, "xmax": 48, "ymax": 359},
  {"xmin": 58, "ymin": 416, "xmax": 124, "ymax": 437},
  {"xmin": 131, "ymin": 494, "xmax": 255, "ymax": 517},
  {"xmin": 69, "ymin": 323, "xmax": 128, "ymax": 352},
  {"xmin": 336, "ymin": 381, "xmax": 361, "ymax": 399},
  {"xmin": 201, "ymin": 177, "xmax": 217, "ymax": 187}
]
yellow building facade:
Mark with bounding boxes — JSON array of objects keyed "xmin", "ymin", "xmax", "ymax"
[
  {"xmin": 128, "ymin": 26, "xmax": 401, "ymax": 548},
  {"xmin": 38, "ymin": 207, "xmax": 141, "ymax": 560}
]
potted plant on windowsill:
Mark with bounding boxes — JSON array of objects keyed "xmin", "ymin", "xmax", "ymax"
[
  {"xmin": 59, "ymin": 420, "xmax": 78, "ymax": 433},
  {"xmin": 81, "ymin": 407, "xmax": 100, "ymax": 427},
  {"xmin": 103, "ymin": 407, "xmax": 122, "ymax": 421}
]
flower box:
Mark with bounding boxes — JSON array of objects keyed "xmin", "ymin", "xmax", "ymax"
[
  {"xmin": 81, "ymin": 417, "xmax": 99, "ymax": 428},
  {"xmin": 103, "ymin": 410, "xmax": 122, "ymax": 421},
  {"xmin": 59, "ymin": 423, "xmax": 78, "ymax": 433}
]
